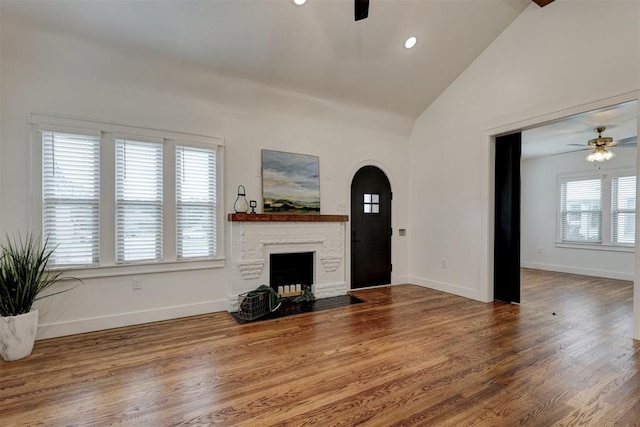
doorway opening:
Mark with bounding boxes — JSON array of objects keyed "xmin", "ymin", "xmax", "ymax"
[{"xmin": 493, "ymin": 99, "xmax": 638, "ymax": 304}]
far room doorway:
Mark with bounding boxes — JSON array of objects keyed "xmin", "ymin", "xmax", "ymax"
[
  {"xmin": 351, "ymin": 166, "xmax": 392, "ymax": 289},
  {"xmin": 494, "ymin": 99, "xmax": 638, "ymax": 304}
]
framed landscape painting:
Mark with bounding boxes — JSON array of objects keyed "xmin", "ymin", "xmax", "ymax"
[{"xmin": 262, "ymin": 149, "xmax": 320, "ymax": 214}]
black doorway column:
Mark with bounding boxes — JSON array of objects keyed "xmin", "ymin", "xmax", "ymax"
[{"xmin": 494, "ymin": 132, "xmax": 521, "ymax": 303}]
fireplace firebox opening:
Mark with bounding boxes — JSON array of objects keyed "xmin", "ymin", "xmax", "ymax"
[{"xmin": 270, "ymin": 252, "xmax": 314, "ymax": 294}]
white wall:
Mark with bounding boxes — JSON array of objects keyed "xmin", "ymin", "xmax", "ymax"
[
  {"xmin": 408, "ymin": 0, "xmax": 639, "ymax": 328},
  {"xmin": 0, "ymin": 15, "xmax": 412, "ymax": 338},
  {"xmin": 0, "ymin": 3, "xmax": 3, "ymax": 237},
  {"xmin": 521, "ymin": 150, "xmax": 636, "ymax": 280}
]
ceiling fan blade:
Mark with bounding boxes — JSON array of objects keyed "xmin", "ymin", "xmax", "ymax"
[
  {"xmin": 549, "ymin": 148, "xmax": 589, "ymax": 156},
  {"xmin": 567, "ymin": 143, "xmax": 586, "ymax": 147},
  {"xmin": 608, "ymin": 136, "xmax": 637, "ymax": 147},
  {"xmin": 532, "ymin": 0, "xmax": 555, "ymax": 7},
  {"xmin": 355, "ymin": 0, "xmax": 369, "ymax": 21},
  {"xmin": 612, "ymin": 142, "xmax": 636, "ymax": 148}
]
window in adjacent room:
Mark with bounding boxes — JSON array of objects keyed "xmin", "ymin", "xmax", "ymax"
[
  {"xmin": 560, "ymin": 178, "xmax": 602, "ymax": 243},
  {"xmin": 558, "ymin": 172, "xmax": 635, "ymax": 248},
  {"xmin": 612, "ymin": 175, "xmax": 636, "ymax": 245}
]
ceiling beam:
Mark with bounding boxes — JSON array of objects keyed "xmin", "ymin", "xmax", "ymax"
[
  {"xmin": 355, "ymin": 0, "xmax": 369, "ymax": 21},
  {"xmin": 532, "ymin": 0, "xmax": 555, "ymax": 7}
]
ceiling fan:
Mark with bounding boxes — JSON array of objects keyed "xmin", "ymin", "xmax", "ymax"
[
  {"xmin": 354, "ymin": 0, "xmax": 554, "ymax": 21},
  {"xmin": 531, "ymin": 0, "xmax": 555, "ymax": 6},
  {"xmin": 566, "ymin": 126, "xmax": 637, "ymax": 163}
]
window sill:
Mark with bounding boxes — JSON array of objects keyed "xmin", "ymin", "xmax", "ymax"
[
  {"xmin": 51, "ymin": 258, "xmax": 226, "ymax": 280},
  {"xmin": 554, "ymin": 242, "xmax": 634, "ymax": 253}
]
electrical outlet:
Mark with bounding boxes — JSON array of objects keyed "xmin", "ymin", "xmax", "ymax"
[
  {"xmin": 537, "ymin": 247, "xmax": 543, "ymax": 254},
  {"xmin": 132, "ymin": 277, "xmax": 142, "ymax": 290},
  {"xmin": 441, "ymin": 259, "xmax": 448, "ymax": 269}
]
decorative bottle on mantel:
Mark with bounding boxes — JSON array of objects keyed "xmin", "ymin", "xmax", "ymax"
[{"xmin": 234, "ymin": 185, "xmax": 249, "ymax": 213}]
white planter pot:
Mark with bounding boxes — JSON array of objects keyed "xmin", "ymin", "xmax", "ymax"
[{"xmin": 0, "ymin": 309, "xmax": 38, "ymax": 361}]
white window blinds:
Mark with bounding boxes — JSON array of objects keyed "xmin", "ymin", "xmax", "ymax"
[
  {"xmin": 115, "ymin": 139, "xmax": 163, "ymax": 263},
  {"xmin": 176, "ymin": 145, "xmax": 217, "ymax": 259},
  {"xmin": 560, "ymin": 178, "xmax": 602, "ymax": 243},
  {"xmin": 612, "ymin": 176, "xmax": 636, "ymax": 245},
  {"xmin": 42, "ymin": 131, "xmax": 100, "ymax": 266}
]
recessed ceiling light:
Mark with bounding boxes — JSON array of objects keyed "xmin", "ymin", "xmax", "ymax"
[
  {"xmin": 404, "ymin": 36, "xmax": 417, "ymax": 49},
  {"xmin": 293, "ymin": 0, "xmax": 307, "ymax": 5}
]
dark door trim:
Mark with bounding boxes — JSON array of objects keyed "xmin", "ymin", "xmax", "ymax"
[{"xmin": 493, "ymin": 132, "xmax": 521, "ymax": 304}]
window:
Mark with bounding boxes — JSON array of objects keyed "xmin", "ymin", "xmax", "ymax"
[
  {"xmin": 612, "ymin": 176, "xmax": 636, "ymax": 245},
  {"xmin": 560, "ymin": 178, "xmax": 602, "ymax": 243},
  {"xmin": 116, "ymin": 139, "xmax": 164, "ymax": 263},
  {"xmin": 363, "ymin": 193, "xmax": 380, "ymax": 214},
  {"xmin": 176, "ymin": 145, "xmax": 217, "ymax": 259},
  {"xmin": 559, "ymin": 173, "xmax": 636, "ymax": 248},
  {"xmin": 42, "ymin": 131, "xmax": 100, "ymax": 266},
  {"xmin": 34, "ymin": 113, "xmax": 224, "ymax": 273}
]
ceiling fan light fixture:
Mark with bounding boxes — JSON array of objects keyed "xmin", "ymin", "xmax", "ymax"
[
  {"xmin": 586, "ymin": 146, "xmax": 615, "ymax": 163},
  {"xmin": 404, "ymin": 36, "xmax": 417, "ymax": 49},
  {"xmin": 293, "ymin": 0, "xmax": 307, "ymax": 5}
]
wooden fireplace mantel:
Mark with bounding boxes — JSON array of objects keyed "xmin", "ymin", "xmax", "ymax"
[{"xmin": 228, "ymin": 213, "xmax": 348, "ymax": 222}]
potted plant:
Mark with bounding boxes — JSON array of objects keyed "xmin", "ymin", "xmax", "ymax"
[{"xmin": 0, "ymin": 234, "xmax": 80, "ymax": 361}]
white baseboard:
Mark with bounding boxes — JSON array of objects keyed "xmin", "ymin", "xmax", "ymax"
[
  {"xmin": 521, "ymin": 261, "xmax": 634, "ymax": 281},
  {"xmin": 348, "ymin": 283, "xmax": 402, "ymax": 292},
  {"xmin": 396, "ymin": 275, "xmax": 411, "ymax": 284},
  {"xmin": 407, "ymin": 276, "xmax": 481, "ymax": 301},
  {"xmin": 36, "ymin": 299, "xmax": 228, "ymax": 340}
]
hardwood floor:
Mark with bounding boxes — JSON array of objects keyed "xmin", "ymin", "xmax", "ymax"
[{"xmin": 2, "ymin": 269, "xmax": 639, "ymax": 426}]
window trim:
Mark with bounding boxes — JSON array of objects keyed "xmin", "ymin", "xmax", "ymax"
[
  {"xmin": 554, "ymin": 242, "xmax": 634, "ymax": 253},
  {"xmin": 30, "ymin": 113, "xmax": 226, "ymax": 275},
  {"xmin": 556, "ymin": 168, "xmax": 636, "ymax": 251}
]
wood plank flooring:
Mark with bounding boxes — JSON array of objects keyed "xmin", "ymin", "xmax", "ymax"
[{"xmin": 2, "ymin": 268, "xmax": 639, "ymax": 426}]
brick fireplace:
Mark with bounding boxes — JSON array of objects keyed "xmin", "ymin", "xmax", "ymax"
[{"xmin": 227, "ymin": 213, "xmax": 348, "ymax": 311}]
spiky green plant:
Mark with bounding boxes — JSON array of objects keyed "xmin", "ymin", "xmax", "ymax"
[
  {"xmin": 283, "ymin": 286, "xmax": 315, "ymax": 304},
  {"xmin": 0, "ymin": 234, "xmax": 80, "ymax": 317}
]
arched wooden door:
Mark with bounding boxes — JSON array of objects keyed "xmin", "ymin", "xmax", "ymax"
[{"xmin": 351, "ymin": 166, "xmax": 392, "ymax": 289}]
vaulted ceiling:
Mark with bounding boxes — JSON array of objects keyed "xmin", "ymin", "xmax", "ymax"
[{"xmin": 2, "ymin": 0, "xmax": 540, "ymax": 119}]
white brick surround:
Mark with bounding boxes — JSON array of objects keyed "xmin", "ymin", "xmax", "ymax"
[{"xmin": 228, "ymin": 221, "xmax": 347, "ymax": 311}]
